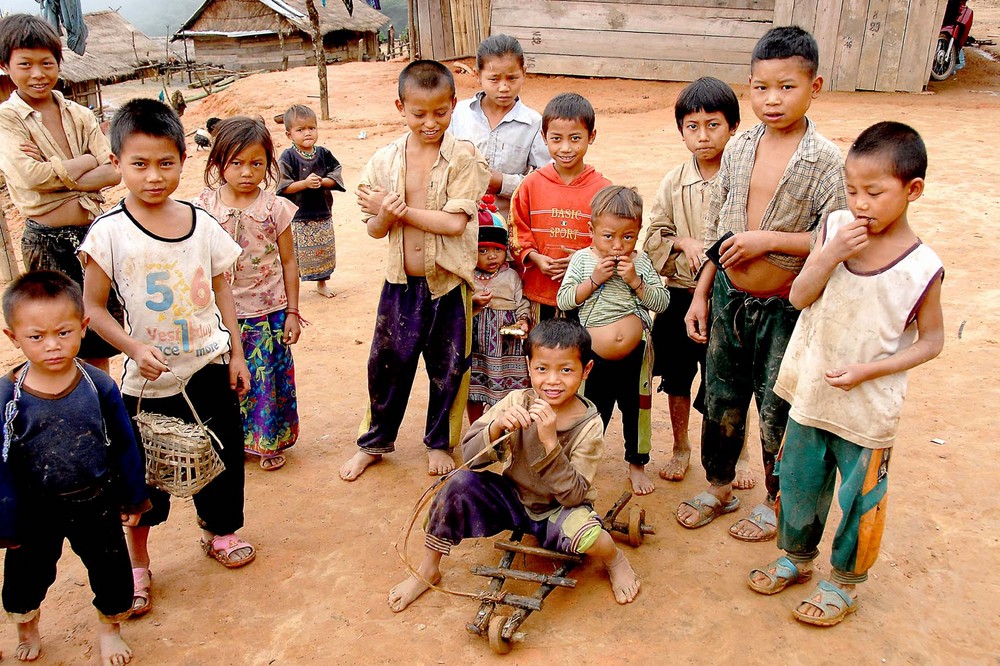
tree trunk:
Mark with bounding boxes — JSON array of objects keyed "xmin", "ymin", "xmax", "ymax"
[{"xmin": 305, "ymin": 0, "xmax": 329, "ymax": 120}]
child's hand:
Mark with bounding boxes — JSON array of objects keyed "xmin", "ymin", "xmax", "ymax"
[
  {"xmin": 591, "ymin": 255, "xmax": 617, "ymax": 286},
  {"xmin": 675, "ymin": 236, "xmax": 704, "ymax": 273},
  {"xmin": 824, "ymin": 365, "xmax": 869, "ymax": 391},
  {"xmin": 378, "ymin": 191, "xmax": 407, "ymax": 225},
  {"xmin": 531, "ymin": 253, "xmax": 568, "ymax": 281},
  {"xmin": 121, "ymin": 512, "xmax": 142, "ymax": 527},
  {"xmin": 825, "ymin": 218, "xmax": 870, "ymax": 264},
  {"xmin": 528, "ymin": 399, "xmax": 558, "ymax": 450},
  {"xmin": 497, "ymin": 404, "xmax": 533, "ymax": 432},
  {"xmin": 282, "ymin": 313, "xmax": 301, "ymax": 345},
  {"xmin": 719, "ymin": 230, "xmax": 771, "ymax": 268},
  {"xmin": 305, "ymin": 173, "xmax": 323, "ymax": 189},
  {"xmin": 472, "ymin": 288, "xmax": 493, "ymax": 309},
  {"xmin": 356, "ymin": 184, "xmax": 386, "ymax": 215},
  {"xmin": 229, "ymin": 356, "xmax": 251, "ymax": 398},
  {"xmin": 20, "ymin": 141, "xmax": 43, "ymax": 162},
  {"xmin": 684, "ymin": 296, "xmax": 709, "ymax": 344},
  {"xmin": 135, "ymin": 346, "xmax": 169, "ymax": 381},
  {"xmin": 616, "ymin": 252, "xmax": 641, "ymax": 289},
  {"xmin": 518, "ymin": 319, "xmax": 530, "ymax": 334}
]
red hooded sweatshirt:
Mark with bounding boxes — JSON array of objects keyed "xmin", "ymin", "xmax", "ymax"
[{"xmin": 509, "ymin": 164, "xmax": 611, "ymax": 306}]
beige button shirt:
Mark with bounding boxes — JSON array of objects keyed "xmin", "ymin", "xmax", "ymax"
[
  {"xmin": 0, "ymin": 91, "xmax": 112, "ymax": 220},
  {"xmin": 358, "ymin": 132, "xmax": 490, "ymax": 298}
]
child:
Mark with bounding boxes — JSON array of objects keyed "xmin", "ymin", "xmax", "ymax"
[
  {"xmin": 340, "ymin": 60, "xmax": 490, "ymax": 481},
  {"xmin": 468, "ymin": 208, "xmax": 531, "ymax": 423},
  {"xmin": 643, "ymin": 77, "xmax": 753, "ymax": 485},
  {"xmin": 557, "ymin": 186, "xmax": 669, "ymax": 495},
  {"xmin": 509, "ymin": 93, "xmax": 611, "ymax": 322},
  {"xmin": 449, "ymin": 34, "xmax": 551, "ymax": 220},
  {"xmin": 0, "ymin": 271, "xmax": 149, "ymax": 665},
  {"xmin": 747, "ymin": 122, "xmax": 944, "ymax": 626},
  {"xmin": 80, "ymin": 99, "xmax": 255, "ymax": 618},
  {"xmin": 387, "ymin": 319, "xmax": 640, "ymax": 612},
  {"xmin": 276, "ymin": 104, "xmax": 346, "ymax": 298},
  {"xmin": 194, "ymin": 117, "xmax": 302, "ymax": 472},
  {"xmin": 676, "ymin": 27, "xmax": 847, "ymax": 541},
  {"xmin": 0, "ymin": 14, "xmax": 123, "ymax": 372}
]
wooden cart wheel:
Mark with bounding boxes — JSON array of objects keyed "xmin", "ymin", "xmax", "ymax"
[
  {"xmin": 628, "ymin": 507, "xmax": 644, "ymax": 547},
  {"xmin": 488, "ymin": 614, "xmax": 513, "ymax": 654}
]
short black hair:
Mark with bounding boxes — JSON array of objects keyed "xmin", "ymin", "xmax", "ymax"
[
  {"xmin": 751, "ymin": 26, "xmax": 819, "ymax": 77},
  {"xmin": 3, "ymin": 270, "xmax": 83, "ymax": 326},
  {"xmin": 283, "ymin": 104, "xmax": 316, "ymax": 128},
  {"xmin": 205, "ymin": 116, "xmax": 277, "ymax": 188},
  {"xmin": 542, "ymin": 93, "xmax": 596, "ymax": 136},
  {"xmin": 110, "ymin": 98, "xmax": 186, "ymax": 158},
  {"xmin": 525, "ymin": 318, "xmax": 592, "ymax": 365},
  {"xmin": 0, "ymin": 14, "xmax": 62, "ymax": 67},
  {"xmin": 398, "ymin": 59, "xmax": 455, "ymax": 102},
  {"xmin": 674, "ymin": 77, "xmax": 740, "ymax": 131},
  {"xmin": 477, "ymin": 34, "xmax": 524, "ymax": 71},
  {"xmin": 848, "ymin": 121, "xmax": 927, "ymax": 182}
]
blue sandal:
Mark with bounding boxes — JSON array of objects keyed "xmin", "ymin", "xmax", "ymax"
[
  {"xmin": 747, "ymin": 556, "xmax": 812, "ymax": 595},
  {"xmin": 676, "ymin": 492, "xmax": 741, "ymax": 528},
  {"xmin": 793, "ymin": 580, "xmax": 858, "ymax": 627}
]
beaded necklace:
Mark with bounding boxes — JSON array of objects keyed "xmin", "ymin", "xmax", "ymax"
[{"xmin": 293, "ymin": 144, "xmax": 317, "ymax": 160}]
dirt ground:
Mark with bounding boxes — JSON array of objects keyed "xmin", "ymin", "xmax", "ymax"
[{"xmin": 1, "ymin": 13, "xmax": 999, "ymax": 664}]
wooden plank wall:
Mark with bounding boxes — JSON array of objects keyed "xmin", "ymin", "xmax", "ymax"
[
  {"xmin": 489, "ymin": 0, "xmax": 948, "ymax": 92},
  {"xmin": 414, "ymin": 0, "xmax": 491, "ymax": 60}
]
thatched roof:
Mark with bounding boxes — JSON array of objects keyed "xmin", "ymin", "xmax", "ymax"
[
  {"xmin": 175, "ymin": 0, "xmax": 389, "ymax": 40},
  {"xmin": 48, "ymin": 10, "xmax": 172, "ymax": 84}
]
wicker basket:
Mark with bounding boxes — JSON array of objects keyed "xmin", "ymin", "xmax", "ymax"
[{"xmin": 135, "ymin": 379, "xmax": 224, "ymax": 498}]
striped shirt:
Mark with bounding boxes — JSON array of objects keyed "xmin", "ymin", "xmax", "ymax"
[
  {"xmin": 703, "ymin": 119, "xmax": 847, "ymax": 274},
  {"xmin": 556, "ymin": 249, "xmax": 669, "ymax": 329}
]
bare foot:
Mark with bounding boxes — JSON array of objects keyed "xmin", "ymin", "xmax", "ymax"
[
  {"xmin": 316, "ymin": 281, "xmax": 335, "ymax": 298},
  {"xmin": 98, "ymin": 623, "xmax": 133, "ymax": 666},
  {"xmin": 658, "ymin": 449, "xmax": 690, "ymax": 481},
  {"xmin": 339, "ymin": 450, "xmax": 381, "ymax": 481},
  {"xmin": 605, "ymin": 548, "xmax": 640, "ymax": 604},
  {"xmin": 387, "ymin": 570, "xmax": 441, "ymax": 613},
  {"xmin": 15, "ymin": 615, "xmax": 41, "ymax": 661},
  {"xmin": 628, "ymin": 463, "xmax": 655, "ymax": 495},
  {"xmin": 733, "ymin": 459, "xmax": 756, "ymax": 489},
  {"xmin": 427, "ymin": 449, "xmax": 456, "ymax": 476}
]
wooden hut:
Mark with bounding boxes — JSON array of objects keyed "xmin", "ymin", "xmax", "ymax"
[
  {"xmin": 0, "ymin": 10, "xmax": 176, "ymax": 110},
  {"xmin": 174, "ymin": 0, "xmax": 390, "ymax": 72},
  {"xmin": 414, "ymin": 0, "xmax": 950, "ymax": 93}
]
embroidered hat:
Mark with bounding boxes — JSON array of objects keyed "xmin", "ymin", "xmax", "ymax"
[{"xmin": 478, "ymin": 204, "xmax": 508, "ymax": 250}]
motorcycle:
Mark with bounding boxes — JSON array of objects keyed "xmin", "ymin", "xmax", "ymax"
[{"xmin": 931, "ymin": 0, "xmax": 974, "ymax": 81}]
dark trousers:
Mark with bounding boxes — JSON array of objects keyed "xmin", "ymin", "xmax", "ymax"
[
  {"xmin": 123, "ymin": 363, "xmax": 246, "ymax": 536},
  {"xmin": 701, "ymin": 271, "xmax": 798, "ymax": 501},
  {"xmin": 651, "ymin": 287, "xmax": 706, "ymax": 411},
  {"xmin": 2, "ymin": 487, "xmax": 132, "ymax": 622},
  {"xmin": 358, "ymin": 278, "xmax": 469, "ymax": 453},
  {"xmin": 584, "ymin": 340, "xmax": 648, "ymax": 465}
]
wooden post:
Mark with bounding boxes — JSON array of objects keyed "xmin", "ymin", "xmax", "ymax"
[{"xmin": 305, "ymin": 0, "xmax": 330, "ymax": 120}]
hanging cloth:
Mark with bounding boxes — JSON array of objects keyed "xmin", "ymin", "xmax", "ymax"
[{"xmin": 38, "ymin": 0, "xmax": 89, "ymax": 56}]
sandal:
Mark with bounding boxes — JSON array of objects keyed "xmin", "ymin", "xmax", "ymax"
[
  {"xmin": 676, "ymin": 492, "xmax": 741, "ymax": 528},
  {"xmin": 259, "ymin": 454, "xmax": 286, "ymax": 471},
  {"xmin": 747, "ymin": 556, "xmax": 812, "ymax": 595},
  {"xmin": 131, "ymin": 567, "xmax": 152, "ymax": 617},
  {"xmin": 793, "ymin": 580, "xmax": 858, "ymax": 627},
  {"xmin": 201, "ymin": 534, "xmax": 256, "ymax": 569},
  {"xmin": 729, "ymin": 502, "xmax": 777, "ymax": 542}
]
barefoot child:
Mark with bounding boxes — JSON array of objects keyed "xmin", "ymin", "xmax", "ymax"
[
  {"xmin": 194, "ymin": 117, "xmax": 302, "ymax": 472},
  {"xmin": 340, "ymin": 60, "xmax": 490, "ymax": 481},
  {"xmin": 0, "ymin": 14, "xmax": 123, "ymax": 372},
  {"xmin": 80, "ymin": 100, "xmax": 255, "ymax": 616},
  {"xmin": 677, "ymin": 27, "xmax": 847, "ymax": 541},
  {"xmin": 449, "ymin": 34, "xmax": 550, "ymax": 220},
  {"xmin": 468, "ymin": 209, "xmax": 531, "ymax": 424},
  {"xmin": 557, "ymin": 186, "xmax": 669, "ymax": 495},
  {"xmin": 388, "ymin": 319, "xmax": 640, "ymax": 612},
  {"xmin": 748, "ymin": 122, "xmax": 944, "ymax": 626},
  {"xmin": 643, "ymin": 77, "xmax": 755, "ymax": 486},
  {"xmin": 276, "ymin": 104, "xmax": 346, "ymax": 298},
  {"xmin": 0, "ymin": 271, "xmax": 149, "ymax": 665},
  {"xmin": 509, "ymin": 93, "xmax": 611, "ymax": 322}
]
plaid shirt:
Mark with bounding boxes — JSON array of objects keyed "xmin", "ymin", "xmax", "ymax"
[{"xmin": 703, "ymin": 119, "xmax": 847, "ymax": 274}]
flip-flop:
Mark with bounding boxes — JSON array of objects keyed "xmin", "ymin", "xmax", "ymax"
[
  {"xmin": 729, "ymin": 502, "xmax": 777, "ymax": 542},
  {"xmin": 676, "ymin": 491, "xmax": 741, "ymax": 528},
  {"xmin": 130, "ymin": 567, "xmax": 152, "ymax": 617},
  {"xmin": 259, "ymin": 454, "xmax": 286, "ymax": 471},
  {"xmin": 202, "ymin": 534, "xmax": 256, "ymax": 569},
  {"xmin": 793, "ymin": 580, "xmax": 858, "ymax": 627},
  {"xmin": 747, "ymin": 556, "xmax": 812, "ymax": 595}
]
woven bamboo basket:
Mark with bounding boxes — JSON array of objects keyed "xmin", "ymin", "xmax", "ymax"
[{"xmin": 135, "ymin": 378, "xmax": 224, "ymax": 498}]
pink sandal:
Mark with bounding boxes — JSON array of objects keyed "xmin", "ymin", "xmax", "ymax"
[
  {"xmin": 131, "ymin": 567, "xmax": 152, "ymax": 617},
  {"xmin": 201, "ymin": 534, "xmax": 256, "ymax": 569}
]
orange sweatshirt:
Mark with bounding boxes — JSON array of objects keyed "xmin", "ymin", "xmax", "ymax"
[{"xmin": 509, "ymin": 164, "xmax": 611, "ymax": 306}]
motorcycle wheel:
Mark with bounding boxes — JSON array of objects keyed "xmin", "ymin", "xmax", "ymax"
[{"xmin": 930, "ymin": 34, "xmax": 958, "ymax": 81}]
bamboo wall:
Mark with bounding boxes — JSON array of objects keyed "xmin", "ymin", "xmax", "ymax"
[
  {"xmin": 484, "ymin": 0, "xmax": 949, "ymax": 92},
  {"xmin": 412, "ymin": 0, "xmax": 491, "ymax": 60}
]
